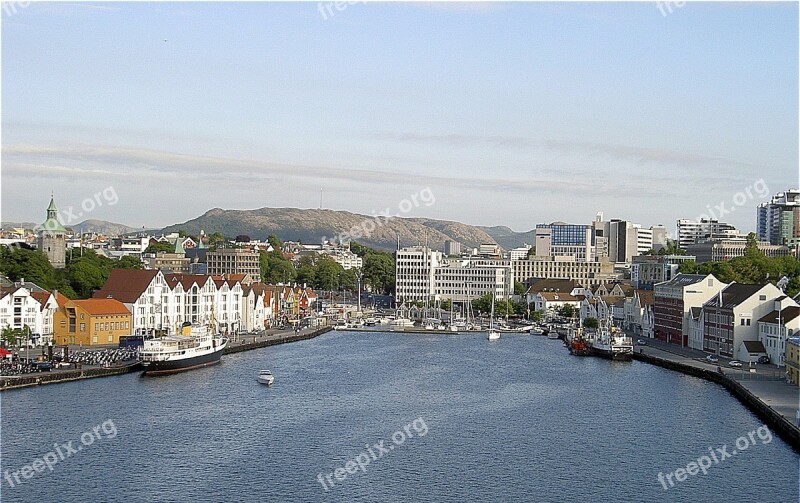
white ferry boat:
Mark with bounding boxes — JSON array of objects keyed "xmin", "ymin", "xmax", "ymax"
[{"xmin": 139, "ymin": 324, "xmax": 228, "ymax": 375}]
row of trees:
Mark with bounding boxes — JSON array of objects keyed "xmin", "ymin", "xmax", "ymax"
[
  {"xmin": 257, "ymin": 237, "xmax": 395, "ymax": 295},
  {"xmin": 0, "ymin": 246, "xmax": 141, "ymax": 299},
  {"xmin": 678, "ymin": 233, "xmax": 800, "ymax": 296}
]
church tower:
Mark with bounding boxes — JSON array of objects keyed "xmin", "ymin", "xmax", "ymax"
[{"xmin": 37, "ymin": 196, "xmax": 67, "ymax": 268}]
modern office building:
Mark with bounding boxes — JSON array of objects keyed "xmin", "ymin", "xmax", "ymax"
[
  {"xmin": 685, "ymin": 236, "xmax": 789, "ymax": 263},
  {"xmin": 512, "ymin": 256, "xmax": 619, "ymax": 288},
  {"xmin": 395, "ymin": 246, "xmax": 510, "ymax": 303},
  {"xmin": 676, "ymin": 219, "xmax": 738, "ymax": 249},
  {"xmin": 207, "ymin": 248, "xmax": 261, "ymax": 278},
  {"xmin": 756, "ymin": 189, "xmax": 800, "ymax": 246}
]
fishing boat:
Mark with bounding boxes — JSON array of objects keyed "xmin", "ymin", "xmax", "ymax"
[
  {"xmin": 566, "ymin": 324, "xmax": 592, "ymax": 356},
  {"xmin": 257, "ymin": 370, "xmax": 274, "ymax": 385},
  {"xmin": 140, "ymin": 323, "xmax": 227, "ymax": 376},
  {"xmin": 590, "ymin": 318, "xmax": 633, "ymax": 361}
]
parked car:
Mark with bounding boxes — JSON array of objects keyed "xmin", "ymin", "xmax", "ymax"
[
  {"xmin": 729, "ymin": 360, "xmax": 743, "ymax": 368},
  {"xmin": 757, "ymin": 355, "xmax": 770, "ymax": 364},
  {"xmin": 637, "ymin": 339, "xmax": 648, "ymax": 346},
  {"xmin": 705, "ymin": 355, "xmax": 719, "ymax": 363}
]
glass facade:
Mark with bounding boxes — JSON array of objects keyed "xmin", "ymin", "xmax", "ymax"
[{"xmin": 536, "ymin": 224, "xmax": 590, "ymax": 246}]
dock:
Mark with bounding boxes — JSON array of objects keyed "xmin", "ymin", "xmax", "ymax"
[{"xmin": 0, "ymin": 326, "xmax": 332, "ymax": 391}]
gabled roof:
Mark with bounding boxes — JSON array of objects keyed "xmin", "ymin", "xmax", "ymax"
[
  {"xmin": 689, "ymin": 306, "xmax": 703, "ymax": 320},
  {"xmin": 538, "ymin": 292, "xmax": 580, "ymax": 302},
  {"xmin": 758, "ymin": 306, "xmax": 800, "ymax": 325},
  {"xmin": 635, "ymin": 290, "xmax": 655, "ymax": 308},
  {"xmin": 704, "ymin": 283, "xmax": 768, "ymax": 309},
  {"xmin": 93, "ymin": 269, "xmax": 159, "ymax": 303},
  {"xmin": 741, "ymin": 340, "xmax": 766, "ymax": 353},
  {"xmin": 67, "ymin": 298, "xmax": 130, "ymax": 316},
  {"xmin": 164, "ymin": 273, "xmax": 212, "ymax": 291},
  {"xmin": 30, "ymin": 291, "xmax": 54, "ymax": 311},
  {"xmin": 658, "ymin": 274, "xmax": 708, "ymax": 288}
]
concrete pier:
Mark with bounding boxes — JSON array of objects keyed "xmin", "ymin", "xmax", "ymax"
[{"xmin": 0, "ymin": 326, "xmax": 331, "ymax": 391}]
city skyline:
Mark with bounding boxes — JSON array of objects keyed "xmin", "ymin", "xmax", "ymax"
[{"xmin": 2, "ymin": 2, "xmax": 798, "ymax": 232}]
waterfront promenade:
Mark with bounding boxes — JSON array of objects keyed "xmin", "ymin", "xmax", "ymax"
[{"xmin": 0, "ymin": 325, "xmax": 331, "ymax": 391}]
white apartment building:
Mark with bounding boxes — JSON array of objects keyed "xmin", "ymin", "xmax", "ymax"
[
  {"xmin": 676, "ymin": 219, "xmax": 738, "ymax": 249},
  {"xmin": 757, "ymin": 298, "xmax": 800, "ymax": 367},
  {"xmin": 635, "ymin": 225, "xmax": 653, "ymax": 255},
  {"xmin": 0, "ymin": 285, "xmax": 59, "ymax": 345}
]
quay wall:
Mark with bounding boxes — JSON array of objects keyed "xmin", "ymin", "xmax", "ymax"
[
  {"xmin": 223, "ymin": 327, "xmax": 331, "ymax": 354},
  {"xmin": 1, "ymin": 327, "xmax": 332, "ymax": 392},
  {"xmin": 633, "ymin": 351, "xmax": 800, "ymax": 452}
]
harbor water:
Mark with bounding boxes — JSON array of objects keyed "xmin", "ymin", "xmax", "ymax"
[{"xmin": 1, "ymin": 330, "xmax": 797, "ymax": 502}]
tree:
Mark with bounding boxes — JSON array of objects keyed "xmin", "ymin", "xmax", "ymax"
[
  {"xmin": 0, "ymin": 246, "xmax": 58, "ymax": 290},
  {"xmin": 557, "ymin": 304, "xmax": 576, "ymax": 318},
  {"xmin": 315, "ymin": 258, "xmax": 344, "ymax": 291},
  {"xmin": 362, "ymin": 254, "xmax": 395, "ymax": 294},
  {"xmin": 144, "ymin": 241, "xmax": 174, "ymax": 254},
  {"xmin": 530, "ymin": 310, "xmax": 543, "ymax": 323},
  {"xmin": 117, "ymin": 256, "xmax": 142, "ymax": 269},
  {"xmin": 514, "ymin": 281, "xmax": 526, "ymax": 296},
  {"xmin": 583, "ymin": 317, "xmax": 599, "ymax": 329},
  {"xmin": 267, "ymin": 234, "xmax": 283, "ymax": 250}
]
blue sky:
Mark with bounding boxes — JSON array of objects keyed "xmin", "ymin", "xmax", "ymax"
[{"xmin": 2, "ymin": 1, "xmax": 798, "ymax": 235}]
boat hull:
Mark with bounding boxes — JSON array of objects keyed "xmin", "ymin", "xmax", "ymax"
[
  {"xmin": 141, "ymin": 346, "xmax": 225, "ymax": 376},
  {"xmin": 591, "ymin": 347, "xmax": 633, "ymax": 361}
]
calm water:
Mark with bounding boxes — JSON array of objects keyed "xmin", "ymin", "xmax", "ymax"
[{"xmin": 1, "ymin": 331, "xmax": 797, "ymax": 502}]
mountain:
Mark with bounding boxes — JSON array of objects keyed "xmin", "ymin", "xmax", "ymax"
[
  {"xmin": 2, "ymin": 219, "xmax": 143, "ymax": 236},
  {"xmin": 160, "ymin": 207, "xmax": 501, "ymax": 251},
  {"xmin": 70, "ymin": 220, "xmax": 143, "ymax": 236},
  {"xmin": 0, "ymin": 222, "xmax": 37, "ymax": 230},
  {"xmin": 479, "ymin": 225, "xmax": 536, "ymax": 250}
]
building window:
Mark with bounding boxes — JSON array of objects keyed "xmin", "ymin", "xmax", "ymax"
[{"xmin": 80, "ymin": 323, "xmax": 85, "ymax": 332}]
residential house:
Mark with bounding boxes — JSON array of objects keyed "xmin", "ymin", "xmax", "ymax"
[
  {"xmin": 702, "ymin": 282, "xmax": 784, "ymax": 359},
  {"xmin": 757, "ymin": 299, "xmax": 800, "ymax": 366}
]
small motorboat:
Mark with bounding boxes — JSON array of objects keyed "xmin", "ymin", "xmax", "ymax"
[
  {"xmin": 487, "ymin": 330, "xmax": 500, "ymax": 341},
  {"xmin": 257, "ymin": 370, "xmax": 274, "ymax": 385}
]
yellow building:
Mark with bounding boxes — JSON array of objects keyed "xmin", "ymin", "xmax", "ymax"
[
  {"xmin": 786, "ymin": 336, "xmax": 800, "ymax": 387},
  {"xmin": 54, "ymin": 299, "xmax": 132, "ymax": 346}
]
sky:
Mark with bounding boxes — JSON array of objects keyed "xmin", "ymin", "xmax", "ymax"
[{"xmin": 1, "ymin": 1, "xmax": 798, "ymax": 236}]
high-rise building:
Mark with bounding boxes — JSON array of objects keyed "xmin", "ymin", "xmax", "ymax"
[
  {"xmin": 37, "ymin": 197, "xmax": 67, "ymax": 268},
  {"xmin": 534, "ymin": 223, "xmax": 593, "ymax": 261},
  {"xmin": 635, "ymin": 225, "xmax": 653, "ymax": 255},
  {"xmin": 607, "ymin": 220, "xmax": 639, "ymax": 264},
  {"xmin": 676, "ymin": 219, "xmax": 738, "ymax": 249},
  {"xmin": 651, "ymin": 225, "xmax": 668, "ymax": 251},
  {"xmin": 756, "ymin": 189, "xmax": 800, "ymax": 246},
  {"xmin": 444, "ymin": 240, "xmax": 462, "ymax": 256}
]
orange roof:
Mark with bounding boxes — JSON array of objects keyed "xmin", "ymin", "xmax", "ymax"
[
  {"xmin": 30, "ymin": 291, "xmax": 53, "ymax": 311},
  {"xmin": 67, "ymin": 298, "xmax": 131, "ymax": 316}
]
